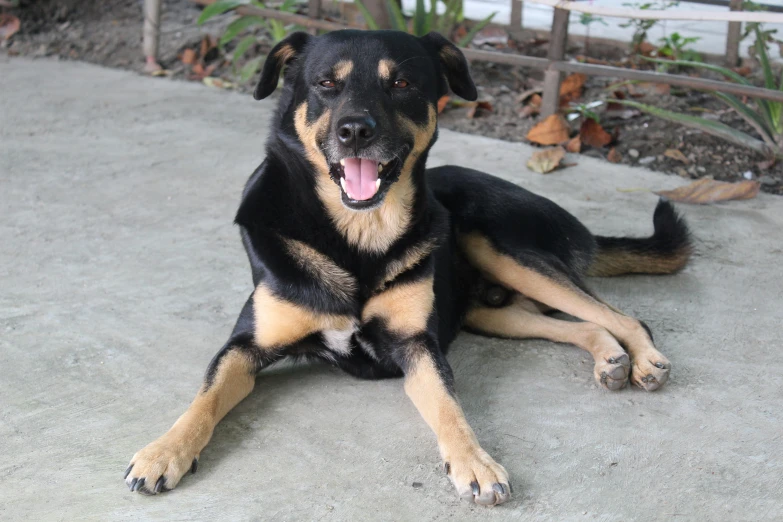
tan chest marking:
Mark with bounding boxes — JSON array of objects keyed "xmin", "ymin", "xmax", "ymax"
[
  {"xmin": 379, "ymin": 238, "xmax": 437, "ymax": 291},
  {"xmin": 282, "ymin": 237, "xmax": 357, "ymax": 302},
  {"xmin": 362, "ymin": 276, "xmax": 434, "ymax": 336}
]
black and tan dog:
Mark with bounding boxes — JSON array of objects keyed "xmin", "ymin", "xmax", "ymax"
[{"xmin": 125, "ymin": 30, "xmax": 691, "ymax": 505}]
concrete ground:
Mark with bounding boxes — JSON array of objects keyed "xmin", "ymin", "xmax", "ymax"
[{"xmin": 1, "ymin": 57, "xmax": 782, "ymax": 521}]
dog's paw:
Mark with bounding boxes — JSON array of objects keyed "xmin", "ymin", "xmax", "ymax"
[
  {"xmin": 594, "ymin": 352, "xmax": 630, "ymax": 391},
  {"xmin": 124, "ymin": 436, "xmax": 199, "ymax": 494},
  {"xmin": 631, "ymin": 355, "xmax": 671, "ymax": 391},
  {"xmin": 444, "ymin": 447, "xmax": 512, "ymax": 506}
]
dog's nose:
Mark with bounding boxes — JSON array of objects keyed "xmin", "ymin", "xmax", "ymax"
[{"xmin": 336, "ymin": 115, "xmax": 377, "ymax": 149}]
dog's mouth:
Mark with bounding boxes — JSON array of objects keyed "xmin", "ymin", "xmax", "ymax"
[{"xmin": 329, "ymin": 156, "xmax": 401, "ymax": 210}]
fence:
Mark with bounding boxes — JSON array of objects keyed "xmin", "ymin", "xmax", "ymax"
[{"xmin": 142, "ymin": 0, "xmax": 783, "ymax": 119}]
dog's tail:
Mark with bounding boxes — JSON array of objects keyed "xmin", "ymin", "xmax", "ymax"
[{"xmin": 587, "ymin": 199, "xmax": 693, "ymax": 277}]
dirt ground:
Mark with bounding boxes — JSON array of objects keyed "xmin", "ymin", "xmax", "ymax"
[{"xmin": 5, "ymin": 0, "xmax": 781, "ymax": 194}]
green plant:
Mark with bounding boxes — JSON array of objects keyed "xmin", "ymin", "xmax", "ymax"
[
  {"xmin": 613, "ymin": 26, "xmax": 783, "ymax": 159},
  {"xmin": 620, "ymin": 1, "xmax": 679, "ymax": 51},
  {"xmin": 197, "ymin": 0, "xmax": 303, "ymax": 82},
  {"xmin": 566, "ymin": 100, "xmax": 603, "ymax": 123},
  {"xmin": 579, "ymin": 13, "xmax": 607, "ymax": 55},
  {"xmin": 356, "ymin": 0, "xmax": 496, "ymax": 46},
  {"xmin": 657, "ymin": 32, "xmax": 701, "ymax": 62},
  {"xmin": 740, "ymin": 2, "xmax": 782, "ymax": 59}
]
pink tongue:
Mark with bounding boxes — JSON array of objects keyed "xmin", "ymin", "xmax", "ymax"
[{"xmin": 343, "ymin": 158, "xmax": 379, "ymax": 200}]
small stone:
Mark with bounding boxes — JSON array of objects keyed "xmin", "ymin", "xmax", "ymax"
[
  {"xmin": 412, "ymin": 482, "xmax": 423, "ymax": 488},
  {"xmin": 639, "ymin": 156, "xmax": 656, "ymax": 165},
  {"xmin": 628, "ymin": 148, "xmax": 640, "ymax": 159},
  {"xmin": 743, "ymin": 170, "xmax": 754, "ymax": 180},
  {"xmin": 759, "ymin": 176, "xmax": 778, "ymax": 186},
  {"xmin": 697, "ymin": 166, "xmax": 706, "ymax": 173},
  {"xmin": 676, "ymin": 168, "xmax": 688, "ymax": 177}
]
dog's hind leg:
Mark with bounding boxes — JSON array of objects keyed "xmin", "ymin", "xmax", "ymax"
[
  {"xmin": 466, "ymin": 295, "xmax": 630, "ymax": 390},
  {"xmin": 461, "ymin": 233, "xmax": 671, "ymax": 391}
]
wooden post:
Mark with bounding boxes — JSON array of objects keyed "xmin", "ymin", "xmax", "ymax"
[
  {"xmin": 143, "ymin": 0, "xmax": 162, "ymax": 72},
  {"xmin": 540, "ymin": 5, "xmax": 570, "ymax": 118},
  {"xmin": 364, "ymin": 0, "xmax": 393, "ymax": 29},
  {"xmin": 510, "ymin": 0, "xmax": 523, "ymax": 33},
  {"xmin": 726, "ymin": 0, "xmax": 743, "ymax": 67},
  {"xmin": 308, "ymin": 0, "xmax": 321, "ymax": 35}
]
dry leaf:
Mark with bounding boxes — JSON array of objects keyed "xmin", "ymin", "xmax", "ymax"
[
  {"xmin": 757, "ymin": 158, "xmax": 776, "ymax": 170},
  {"xmin": 203, "ymin": 77, "xmax": 235, "ymax": 89},
  {"xmin": 519, "ymin": 105, "xmax": 538, "ymax": 119},
  {"xmin": 0, "ymin": 13, "xmax": 20, "ymax": 40},
  {"xmin": 559, "ymin": 73, "xmax": 587, "ymax": 103},
  {"xmin": 151, "ymin": 69, "xmax": 172, "ymax": 77},
  {"xmin": 656, "ymin": 178, "xmax": 760, "ymax": 204},
  {"xmin": 607, "ymin": 147, "xmax": 622, "ymax": 163},
  {"xmin": 465, "ymin": 102, "xmax": 479, "ymax": 119},
  {"xmin": 637, "ymin": 41, "xmax": 657, "ymax": 56},
  {"xmin": 527, "ymin": 114, "xmax": 570, "ymax": 145},
  {"xmin": 733, "ymin": 65, "xmax": 752, "ymax": 77},
  {"xmin": 565, "ymin": 135, "xmax": 581, "ymax": 153},
  {"xmin": 516, "ymin": 88, "xmax": 543, "ymax": 104},
  {"xmin": 527, "ymin": 147, "xmax": 566, "ymax": 174},
  {"xmin": 529, "ymin": 93, "xmax": 542, "ymax": 108},
  {"xmin": 575, "ymin": 55, "xmax": 609, "ymax": 65},
  {"xmin": 664, "ymin": 149, "xmax": 690, "ymax": 164},
  {"xmin": 181, "ymin": 48, "xmax": 197, "ymax": 65},
  {"xmin": 437, "ymin": 95, "xmax": 450, "ymax": 114},
  {"xmin": 580, "ymin": 119, "xmax": 612, "ymax": 148}
]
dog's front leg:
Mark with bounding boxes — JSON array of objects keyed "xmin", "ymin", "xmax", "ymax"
[{"xmin": 403, "ymin": 347, "xmax": 512, "ymax": 506}]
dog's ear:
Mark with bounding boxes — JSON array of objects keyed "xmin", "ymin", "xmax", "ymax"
[
  {"xmin": 419, "ymin": 32, "xmax": 477, "ymax": 101},
  {"xmin": 254, "ymin": 32, "xmax": 312, "ymax": 100}
]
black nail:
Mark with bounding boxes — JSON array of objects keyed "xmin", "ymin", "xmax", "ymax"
[
  {"xmin": 154, "ymin": 476, "xmax": 166, "ymax": 494},
  {"xmin": 470, "ymin": 481, "xmax": 480, "ymax": 496},
  {"xmin": 191, "ymin": 458, "xmax": 198, "ymax": 474},
  {"xmin": 444, "ymin": 462, "xmax": 450, "ymax": 475},
  {"xmin": 133, "ymin": 477, "xmax": 145, "ymax": 492},
  {"xmin": 129, "ymin": 478, "xmax": 138, "ymax": 492},
  {"xmin": 508, "ymin": 482, "xmax": 514, "ymax": 494},
  {"xmin": 655, "ymin": 362, "xmax": 665, "ymax": 368},
  {"xmin": 124, "ymin": 465, "xmax": 133, "ymax": 479},
  {"xmin": 492, "ymin": 483, "xmax": 506, "ymax": 495}
]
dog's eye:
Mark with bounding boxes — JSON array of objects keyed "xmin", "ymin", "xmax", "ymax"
[
  {"xmin": 393, "ymin": 79, "xmax": 409, "ymax": 89},
  {"xmin": 320, "ymin": 80, "xmax": 336, "ymax": 88}
]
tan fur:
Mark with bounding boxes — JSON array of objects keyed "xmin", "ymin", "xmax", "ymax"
[
  {"xmin": 438, "ymin": 45, "xmax": 462, "ymax": 67},
  {"xmin": 587, "ymin": 248, "xmax": 691, "ymax": 277},
  {"xmin": 296, "ymin": 102, "xmax": 437, "ymax": 254},
  {"xmin": 333, "ymin": 60, "xmax": 354, "ymax": 81},
  {"xmin": 460, "ymin": 232, "xmax": 671, "ymax": 390},
  {"xmin": 363, "ymin": 277, "xmax": 434, "ymax": 336},
  {"xmin": 127, "ymin": 350, "xmax": 256, "ymax": 489},
  {"xmin": 379, "ymin": 238, "xmax": 437, "ymax": 290},
  {"xmin": 274, "ymin": 44, "xmax": 296, "ymax": 64},
  {"xmin": 253, "ymin": 284, "xmax": 354, "ymax": 348},
  {"xmin": 282, "ymin": 237, "xmax": 357, "ymax": 302},
  {"xmin": 377, "ymin": 59, "xmax": 395, "ymax": 80},
  {"xmin": 404, "ymin": 351, "xmax": 509, "ymax": 503}
]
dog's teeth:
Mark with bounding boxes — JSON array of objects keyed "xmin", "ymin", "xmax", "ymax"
[
  {"xmin": 339, "ymin": 159, "xmax": 345, "ymax": 166},
  {"xmin": 340, "ymin": 178, "xmax": 347, "ymax": 192},
  {"xmin": 375, "ymin": 179, "xmax": 381, "ymax": 190},
  {"xmin": 377, "ymin": 163, "xmax": 383, "ymax": 173}
]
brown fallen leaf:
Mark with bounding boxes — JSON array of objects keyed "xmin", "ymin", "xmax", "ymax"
[
  {"xmin": 636, "ymin": 41, "xmax": 657, "ymax": 56},
  {"xmin": 607, "ymin": 147, "xmax": 622, "ymax": 163},
  {"xmin": 203, "ymin": 77, "xmax": 235, "ymax": 89},
  {"xmin": 437, "ymin": 95, "xmax": 450, "ymax": 114},
  {"xmin": 757, "ymin": 158, "xmax": 776, "ymax": 170},
  {"xmin": 527, "ymin": 114, "xmax": 571, "ymax": 145},
  {"xmin": 664, "ymin": 149, "xmax": 690, "ymax": 164},
  {"xmin": 0, "ymin": 13, "xmax": 20, "ymax": 40},
  {"xmin": 575, "ymin": 55, "xmax": 609, "ymax": 65},
  {"xmin": 516, "ymin": 88, "xmax": 543, "ymax": 104},
  {"xmin": 565, "ymin": 135, "xmax": 581, "ymax": 153},
  {"xmin": 733, "ymin": 65, "xmax": 752, "ymax": 77},
  {"xmin": 656, "ymin": 178, "xmax": 760, "ymax": 204},
  {"xmin": 580, "ymin": 119, "xmax": 612, "ymax": 148},
  {"xmin": 527, "ymin": 146, "xmax": 566, "ymax": 174},
  {"xmin": 560, "ymin": 73, "xmax": 587, "ymax": 103},
  {"xmin": 181, "ymin": 48, "xmax": 197, "ymax": 65}
]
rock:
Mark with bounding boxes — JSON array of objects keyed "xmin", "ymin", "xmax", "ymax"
[
  {"xmin": 759, "ymin": 176, "xmax": 778, "ymax": 186},
  {"xmin": 639, "ymin": 156, "xmax": 656, "ymax": 165},
  {"xmin": 697, "ymin": 166, "xmax": 706, "ymax": 173},
  {"xmin": 743, "ymin": 170, "xmax": 754, "ymax": 180},
  {"xmin": 628, "ymin": 149, "xmax": 640, "ymax": 159}
]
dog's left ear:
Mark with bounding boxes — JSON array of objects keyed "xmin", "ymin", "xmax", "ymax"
[
  {"xmin": 254, "ymin": 32, "xmax": 312, "ymax": 100},
  {"xmin": 419, "ymin": 32, "xmax": 477, "ymax": 101}
]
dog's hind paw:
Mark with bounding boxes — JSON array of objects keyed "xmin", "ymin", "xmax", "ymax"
[
  {"xmin": 631, "ymin": 356, "xmax": 671, "ymax": 391},
  {"xmin": 594, "ymin": 352, "xmax": 630, "ymax": 391},
  {"xmin": 124, "ymin": 436, "xmax": 199, "ymax": 494}
]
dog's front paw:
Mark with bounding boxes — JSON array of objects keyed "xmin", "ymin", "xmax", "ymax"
[
  {"xmin": 631, "ymin": 354, "xmax": 671, "ymax": 391},
  {"xmin": 124, "ymin": 435, "xmax": 199, "ymax": 494},
  {"xmin": 443, "ymin": 446, "xmax": 512, "ymax": 506}
]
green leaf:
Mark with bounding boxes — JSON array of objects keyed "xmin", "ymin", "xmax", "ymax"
[
  {"xmin": 642, "ymin": 56, "xmax": 752, "ymax": 86},
  {"xmin": 197, "ymin": 0, "xmax": 246, "ymax": 25},
  {"xmin": 240, "ymin": 56, "xmax": 264, "ymax": 83},
  {"xmin": 457, "ymin": 12, "xmax": 495, "ymax": 47},
  {"xmin": 426, "ymin": 0, "xmax": 438, "ymax": 35},
  {"xmin": 414, "ymin": 0, "xmax": 427, "ymax": 36},
  {"xmin": 612, "ymin": 99, "xmax": 779, "ymax": 158},
  {"xmin": 713, "ymin": 92, "xmax": 776, "ymax": 146},
  {"xmin": 386, "ymin": 0, "xmax": 407, "ymax": 32},
  {"xmin": 220, "ymin": 16, "xmax": 265, "ymax": 46},
  {"xmin": 280, "ymin": 0, "xmax": 298, "ymax": 12},
  {"xmin": 232, "ymin": 34, "xmax": 258, "ymax": 63},
  {"xmin": 354, "ymin": 0, "xmax": 379, "ymax": 30},
  {"xmin": 754, "ymin": 27, "xmax": 776, "ymax": 91}
]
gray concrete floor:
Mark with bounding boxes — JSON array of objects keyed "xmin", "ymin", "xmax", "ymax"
[{"xmin": 1, "ymin": 57, "xmax": 782, "ymax": 521}]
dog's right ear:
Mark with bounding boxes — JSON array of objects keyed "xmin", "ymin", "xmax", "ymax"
[
  {"xmin": 419, "ymin": 32, "xmax": 477, "ymax": 101},
  {"xmin": 254, "ymin": 32, "xmax": 312, "ymax": 100}
]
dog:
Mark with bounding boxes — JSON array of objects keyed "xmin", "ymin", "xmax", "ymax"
[{"xmin": 124, "ymin": 30, "xmax": 691, "ymax": 505}]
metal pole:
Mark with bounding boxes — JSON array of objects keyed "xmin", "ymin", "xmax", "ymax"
[
  {"xmin": 725, "ymin": 0, "xmax": 743, "ymax": 67},
  {"xmin": 540, "ymin": 5, "xmax": 570, "ymax": 118},
  {"xmin": 143, "ymin": 0, "xmax": 162, "ymax": 73}
]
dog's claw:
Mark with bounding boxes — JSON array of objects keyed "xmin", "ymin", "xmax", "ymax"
[
  {"xmin": 191, "ymin": 458, "xmax": 198, "ymax": 474},
  {"xmin": 129, "ymin": 478, "xmax": 138, "ymax": 492},
  {"xmin": 154, "ymin": 476, "xmax": 166, "ymax": 494},
  {"xmin": 124, "ymin": 465, "xmax": 133, "ymax": 479}
]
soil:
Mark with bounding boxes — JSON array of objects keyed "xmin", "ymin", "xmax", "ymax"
[{"xmin": 4, "ymin": 0, "xmax": 782, "ymax": 195}]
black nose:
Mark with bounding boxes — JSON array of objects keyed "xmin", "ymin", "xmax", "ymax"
[{"xmin": 336, "ymin": 115, "xmax": 377, "ymax": 149}]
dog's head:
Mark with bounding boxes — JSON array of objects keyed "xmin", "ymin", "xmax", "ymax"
[{"xmin": 255, "ymin": 30, "xmax": 476, "ymax": 211}]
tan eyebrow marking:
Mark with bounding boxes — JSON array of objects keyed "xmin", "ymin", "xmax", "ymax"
[
  {"xmin": 333, "ymin": 60, "xmax": 354, "ymax": 81},
  {"xmin": 378, "ymin": 59, "xmax": 395, "ymax": 80}
]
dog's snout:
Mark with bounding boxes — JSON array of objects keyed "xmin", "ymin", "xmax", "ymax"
[{"xmin": 336, "ymin": 115, "xmax": 377, "ymax": 149}]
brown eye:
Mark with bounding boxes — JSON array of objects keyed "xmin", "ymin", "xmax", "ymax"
[
  {"xmin": 320, "ymin": 80, "xmax": 336, "ymax": 88},
  {"xmin": 393, "ymin": 79, "xmax": 409, "ymax": 89}
]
